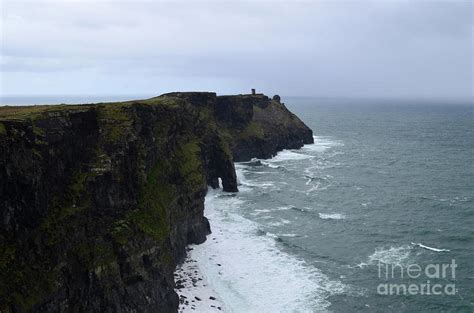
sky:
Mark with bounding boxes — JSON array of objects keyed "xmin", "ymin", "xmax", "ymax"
[{"xmin": 1, "ymin": 0, "xmax": 472, "ymax": 99}]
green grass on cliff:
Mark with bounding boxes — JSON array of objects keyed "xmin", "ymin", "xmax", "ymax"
[
  {"xmin": 0, "ymin": 96, "xmax": 182, "ymax": 122},
  {"xmin": 130, "ymin": 160, "xmax": 174, "ymax": 242},
  {"xmin": 111, "ymin": 138, "xmax": 206, "ymax": 246},
  {"xmin": 238, "ymin": 121, "xmax": 265, "ymax": 140},
  {"xmin": 41, "ymin": 170, "xmax": 92, "ymax": 245},
  {"xmin": 0, "ymin": 122, "xmax": 6, "ymax": 135},
  {"xmin": 97, "ymin": 104, "xmax": 134, "ymax": 143},
  {"xmin": 0, "ymin": 104, "xmax": 89, "ymax": 121},
  {"xmin": 178, "ymin": 140, "xmax": 205, "ymax": 192}
]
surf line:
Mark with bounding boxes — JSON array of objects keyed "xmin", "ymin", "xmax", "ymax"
[{"xmin": 411, "ymin": 242, "xmax": 450, "ymax": 252}]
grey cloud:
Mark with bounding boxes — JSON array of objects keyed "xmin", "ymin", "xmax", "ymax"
[{"xmin": 1, "ymin": 0, "xmax": 472, "ymax": 99}]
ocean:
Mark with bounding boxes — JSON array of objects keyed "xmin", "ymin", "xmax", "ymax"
[
  {"xmin": 179, "ymin": 98, "xmax": 473, "ymax": 312},
  {"xmin": 3, "ymin": 96, "xmax": 472, "ymax": 312}
]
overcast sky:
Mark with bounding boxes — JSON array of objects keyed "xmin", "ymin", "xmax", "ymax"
[{"xmin": 1, "ymin": 0, "xmax": 472, "ymax": 99}]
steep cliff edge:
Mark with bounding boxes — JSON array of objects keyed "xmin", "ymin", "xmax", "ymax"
[
  {"xmin": 0, "ymin": 92, "xmax": 312, "ymax": 312},
  {"xmin": 161, "ymin": 92, "xmax": 314, "ymax": 161}
]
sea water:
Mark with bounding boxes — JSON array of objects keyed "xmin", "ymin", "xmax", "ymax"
[{"xmin": 184, "ymin": 98, "xmax": 473, "ymax": 312}]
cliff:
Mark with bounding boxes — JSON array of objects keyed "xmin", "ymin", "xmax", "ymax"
[{"xmin": 0, "ymin": 92, "xmax": 313, "ymax": 312}]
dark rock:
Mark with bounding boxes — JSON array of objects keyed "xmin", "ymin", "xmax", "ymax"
[{"xmin": 0, "ymin": 92, "xmax": 313, "ymax": 312}]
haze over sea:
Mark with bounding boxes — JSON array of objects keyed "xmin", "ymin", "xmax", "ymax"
[{"xmin": 3, "ymin": 96, "xmax": 472, "ymax": 312}]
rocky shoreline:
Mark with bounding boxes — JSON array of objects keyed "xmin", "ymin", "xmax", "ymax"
[
  {"xmin": 175, "ymin": 246, "xmax": 226, "ymax": 312},
  {"xmin": 0, "ymin": 92, "xmax": 312, "ymax": 312}
]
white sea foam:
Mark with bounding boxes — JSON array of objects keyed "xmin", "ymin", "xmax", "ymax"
[
  {"xmin": 275, "ymin": 205, "xmax": 294, "ymax": 211},
  {"xmin": 279, "ymin": 233, "xmax": 299, "ymax": 237},
  {"xmin": 300, "ymin": 136, "xmax": 343, "ymax": 153},
  {"xmin": 267, "ymin": 218, "xmax": 292, "ymax": 227},
  {"xmin": 368, "ymin": 245, "xmax": 413, "ymax": 265},
  {"xmin": 319, "ymin": 213, "xmax": 345, "ymax": 220},
  {"xmin": 183, "ymin": 189, "xmax": 346, "ymax": 312},
  {"xmin": 253, "ymin": 209, "xmax": 271, "ymax": 214},
  {"xmin": 176, "ymin": 259, "xmax": 227, "ymax": 312},
  {"xmin": 411, "ymin": 242, "xmax": 450, "ymax": 252},
  {"xmin": 267, "ymin": 150, "xmax": 315, "ymax": 162},
  {"xmin": 234, "ymin": 165, "xmax": 260, "ymax": 192},
  {"xmin": 306, "ymin": 182, "xmax": 324, "ymax": 194},
  {"xmin": 260, "ymin": 161, "xmax": 283, "ymax": 169},
  {"xmin": 235, "ymin": 165, "xmax": 248, "ymax": 185},
  {"xmin": 264, "ymin": 231, "xmax": 280, "ymax": 240}
]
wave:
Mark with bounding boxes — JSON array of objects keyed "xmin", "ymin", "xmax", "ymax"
[
  {"xmin": 357, "ymin": 242, "xmax": 450, "ymax": 269},
  {"xmin": 186, "ymin": 190, "xmax": 347, "ymax": 312},
  {"xmin": 275, "ymin": 205, "xmax": 294, "ymax": 211},
  {"xmin": 279, "ymin": 233, "xmax": 300, "ymax": 237},
  {"xmin": 290, "ymin": 206, "xmax": 308, "ymax": 213},
  {"xmin": 260, "ymin": 160, "xmax": 285, "ymax": 169},
  {"xmin": 235, "ymin": 166, "xmax": 278, "ymax": 191},
  {"xmin": 411, "ymin": 242, "xmax": 450, "ymax": 252},
  {"xmin": 239, "ymin": 158, "xmax": 264, "ymax": 167},
  {"xmin": 300, "ymin": 136, "xmax": 343, "ymax": 153},
  {"xmin": 253, "ymin": 209, "xmax": 271, "ymax": 214},
  {"xmin": 238, "ymin": 158, "xmax": 286, "ymax": 170},
  {"xmin": 367, "ymin": 245, "xmax": 413, "ymax": 266},
  {"xmin": 267, "ymin": 150, "xmax": 315, "ymax": 162},
  {"xmin": 304, "ymin": 174, "xmax": 332, "ymax": 184},
  {"xmin": 318, "ymin": 213, "xmax": 345, "ymax": 220},
  {"xmin": 267, "ymin": 218, "xmax": 292, "ymax": 227}
]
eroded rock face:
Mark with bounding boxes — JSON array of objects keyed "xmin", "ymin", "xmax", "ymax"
[
  {"xmin": 0, "ymin": 92, "xmax": 312, "ymax": 312},
  {"xmin": 215, "ymin": 94, "xmax": 314, "ymax": 162}
]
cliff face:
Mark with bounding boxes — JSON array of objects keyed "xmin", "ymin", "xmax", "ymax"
[
  {"xmin": 163, "ymin": 92, "xmax": 314, "ymax": 161},
  {"xmin": 0, "ymin": 93, "xmax": 312, "ymax": 312}
]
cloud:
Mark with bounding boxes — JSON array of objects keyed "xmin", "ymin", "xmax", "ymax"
[{"xmin": 1, "ymin": 0, "xmax": 472, "ymax": 98}]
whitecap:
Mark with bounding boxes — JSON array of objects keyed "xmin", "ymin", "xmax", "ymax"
[
  {"xmin": 265, "ymin": 231, "xmax": 280, "ymax": 240},
  {"xmin": 235, "ymin": 166, "xmax": 276, "ymax": 191},
  {"xmin": 300, "ymin": 136, "xmax": 343, "ymax": 153},
  {"xmin": 268, "ymin": 218, "xmax": 292, "ymax": 227},
  {"xmin": 254, "ymin": 209, "xmax": 271, "ymax": 213},
  {"xmin": 267, "ymin": 150, "xmax": 315, "ymax": 163},
  {"xmin": 319, "ymin": 213, "xmax": 345, "ymax": 220},
  {"xmin": 368, "ymin": 245, "xmax": 413, "ymax": 265},
  {"xmin": 260, "ymin": 160, "xmax": 284, "ymax": 169},
  {"xmin": 279, "ymin": 233, "xmax": 300, "ymax": 238},
  {"xmin": 411, "ymin": 242, "xmax": 450, "ymax": 252},
  {"xmin": 275, "ymin": 205, "xmax": 294, "ymax": 211}
]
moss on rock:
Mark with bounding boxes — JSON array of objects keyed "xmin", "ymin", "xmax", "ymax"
[
  {"xmin": 177, "ymin": 140, "xmax": 205, "ymax": 191},
  {"xmin": 130, "ymin": 161, "xmax": 174, "ymax": 242},
  {"xmin": 0, "ymin": 122, "xmax": 6, "ymax": 136}
]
